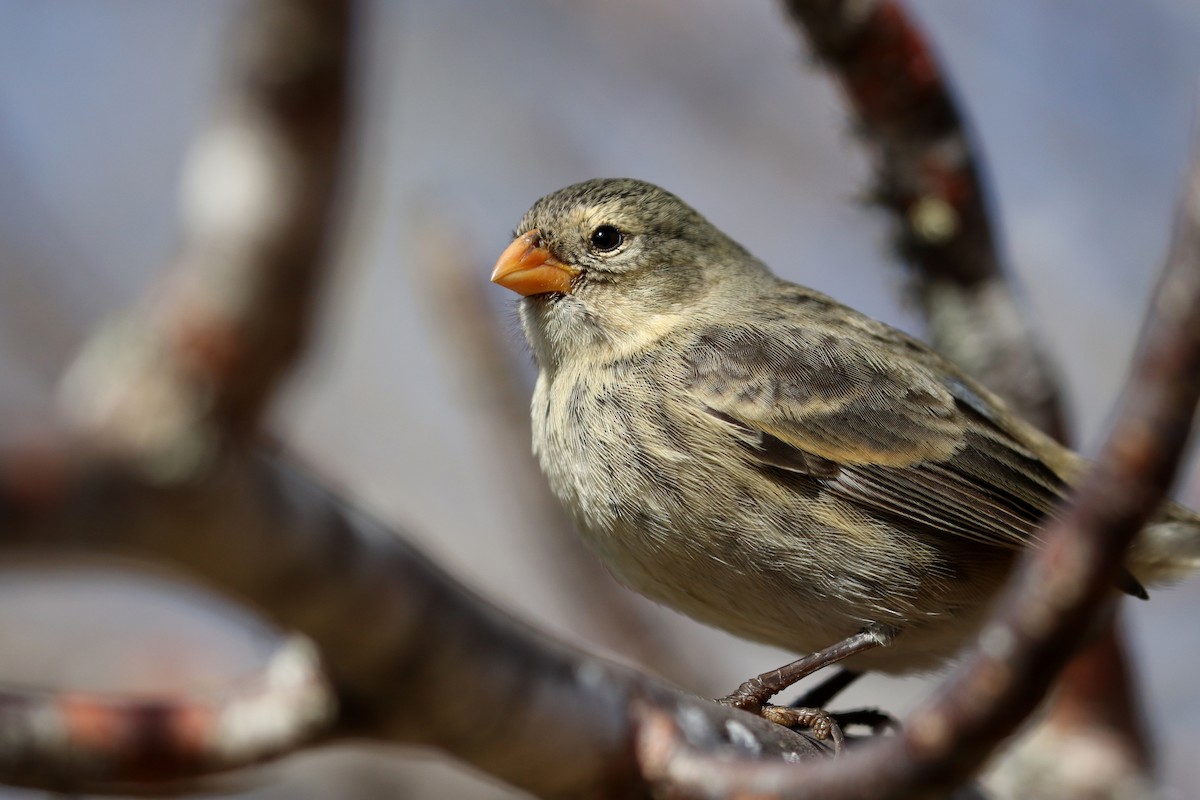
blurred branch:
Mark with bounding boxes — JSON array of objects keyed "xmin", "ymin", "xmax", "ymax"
[
  {"xmin": 782, "ymin": 0, "xmax": 1066, "ymax": 440},
  {"xmin": 0, "ymin": 637, "xmax": 331, "ymax": 789},
  {"xmin": 56, "ymin": 0, "xmax": 350, "ymax": 481},
  {"xmin": 0, "ymin": 0, "xmax": 355, "ymax": 790},
  {"xmin": 0, "ymin": 452, "xmax": 828, "ymax": 795},
  {"xmin": 986, "ymin": 613, "xmax": 1154, "ymax": 799},
  {"xmin": 633, "ymin": 141, "xmax": 1200, "ymax": 799},
  {"xmin": 783, "ymin": 3, "xmax": 1152, "ymax": 794},
  {"xmin": 413, "ymin": 206, "xmax": 709, "ymax": 689}
]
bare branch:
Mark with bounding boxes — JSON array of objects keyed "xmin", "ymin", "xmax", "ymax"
[
  {"xmin": 57, "ymin": 0, "xmax": 351, "ymax": 481},
  {"xmin": 988, "ymin": 613, "xmax": 1153, "ymax": 798},
  {"xmin": 633, "ymin": 144, "xmax": 1200, "ymax": 799},
  {"xmin": 782, "ymin": 0, "xmax": 1066, "ymax": 439},
  {"xmin": 0, "ymin": 451, "xmax": 830, "ymax": 795},
  {"xmin": 0, "ymin": 637, "xmax": 331, "ymax": 791},
  {"xmin": 784, "ymin": 4, "xmax": 1153, "ymax": 788}
]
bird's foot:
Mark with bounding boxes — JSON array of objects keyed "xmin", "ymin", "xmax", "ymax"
[
  {"xmin": 761, "ymin": 704, "xmax": 846, "ymax": 752},
  {"xmin": 719, "ymin": 654, "xmax": 898, "ymax": 753},
  {"xmin": 717, "ymin": 694, "xmax": 846, "ymax": 752},
  {"xmin": 724, "ymin": 702, "xmax": 897, "ymax": 753},
  {"xmin": 719, "ymin": 629, "xmax": 887, "ymax": 711}
]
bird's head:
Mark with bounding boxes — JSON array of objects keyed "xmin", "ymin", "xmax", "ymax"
[{"xmin": 492, "ymin": 178, "xmax": 769, "ymax": 368}]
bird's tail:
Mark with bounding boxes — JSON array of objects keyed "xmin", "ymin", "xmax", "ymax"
[{"xmin": 1129, "ymin": 502, "xmax": 1200, "ymax": 586}]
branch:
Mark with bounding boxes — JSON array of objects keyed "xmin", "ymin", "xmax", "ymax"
[
  {"xmin": 0, "ymin": 637, "xmax": 331, "ymax": 790},
  {"xmin": 988, "ymin": 612, "xmax": 1153, "ymax": 798},
  {"xmin": 783, "ymin": 4, "xmax": 1154, "ymax": 791},
  {"xmin": 56, "ymin": 0, "xmax": 351, "ymax": 480},
  {"xmin": 634, "ymin": 143, "xmax": 1200, "ymax": 799},
  {"xmin": 782, "ymin": 0, "xmax": 1066, "ymax": 439},
  {"xmin": 0, "ymin": 452, "xmax": 829, "ymax": 795},
  {"xmin": 0, "ymin": 0, "xmax": 356, "ymax": 790}
]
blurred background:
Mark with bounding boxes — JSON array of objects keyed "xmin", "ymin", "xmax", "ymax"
[{"xmin": 1, "ymin": 1, "xmax": 1199, "ymax": 797}]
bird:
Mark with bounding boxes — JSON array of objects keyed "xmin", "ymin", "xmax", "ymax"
[{"xmin": 490, "ymin": 177, "xmax": 1200, "ymax": 724}]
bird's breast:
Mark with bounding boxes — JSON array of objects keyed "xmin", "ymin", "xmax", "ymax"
[
  {"xmin": 530, "ymin": 362, "xmax": 898, "ymax": 648},
  {"xmin": 531, "ymin": 362, "xmax": 692, "ymax": 539}
]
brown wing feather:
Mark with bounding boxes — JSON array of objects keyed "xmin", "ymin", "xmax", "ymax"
[
  {"xmin": 684, "ymin": 320, "xmax": 1070, "ymax": 552},
  {"xmin": 683, "ymin": 316, "xmax": 1149, "ymax": 598},
  {"xmin": 684, "ymin": 324, "xmax": 965, "ymax": 467}
]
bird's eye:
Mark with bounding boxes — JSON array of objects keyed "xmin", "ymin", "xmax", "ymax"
[{"xmin": 589, "ymin": 225, "xmax": 623, "ymax": 252}]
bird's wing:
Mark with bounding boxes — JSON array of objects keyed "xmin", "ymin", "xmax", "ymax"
[{"xmin": 682, "ymin": 323, "xmax": 1069, "ymax": 552}]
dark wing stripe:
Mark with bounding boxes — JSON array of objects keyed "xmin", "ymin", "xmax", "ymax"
[
  {"xmin": 688, "ymin": 322, "xmax": 1072, "ymax": 551},
  {"xmin": 829, "ymin": 463, "xmax": 1040, "ymax": 548},
  {"xmin": 819, "ymin": 424, "xmax": 1073, "ymax": 550},
  {"xmin": 828, "ymin": 469, "xmax": 991, "ymax": 540}
]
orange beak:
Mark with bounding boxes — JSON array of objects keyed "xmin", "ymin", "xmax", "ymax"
[{"xmin": 491, "ymin": 229, "xmax": 579, "ymax": 296}]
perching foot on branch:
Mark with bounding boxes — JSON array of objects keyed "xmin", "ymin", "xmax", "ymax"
[
  {"xmin": 718, "ymin": 633, "xmax": 897, "ymax": 750},
  {"xmin": 719, "ymin": 628, "xmax": 890, "ymax": 713},
  {"xmin": 761, "ymin": 705, "xmax": 846, "ymax": 752},
  {"xmin": 761, "ymin": 704, "xmax": 898, "ymax": 753}
]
